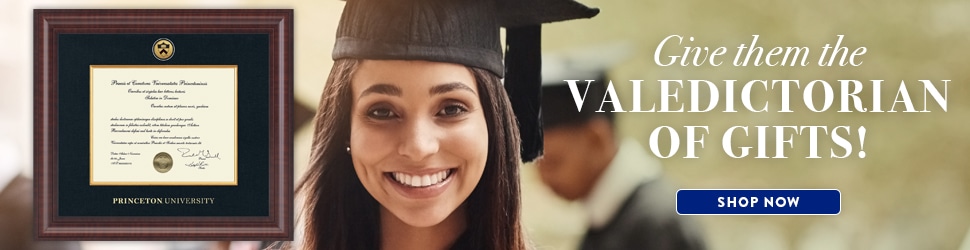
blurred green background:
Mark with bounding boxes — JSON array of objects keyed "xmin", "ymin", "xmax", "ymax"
[{"xmin": 1, "ymin": 0, "xmax": 968, "ymax": 249}]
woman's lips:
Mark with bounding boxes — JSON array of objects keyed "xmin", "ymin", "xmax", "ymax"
[
  {"xmin": 384, "ymin": 168, "xmax": 456, "ymax": 199},
  {"xmin": 390, "ymin": 169, "xmax": 452, "ymax": 187}
]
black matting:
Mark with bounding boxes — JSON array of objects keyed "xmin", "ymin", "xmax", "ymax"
[{"xmin": 56, "ymin": 34, "xmax": 270, "ymax": 217}]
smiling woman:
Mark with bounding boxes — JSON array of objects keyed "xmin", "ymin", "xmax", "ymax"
[
  {"xmin": 301, "ymin": 58, "xmax": 522, "ymax": 250},
  {"xmin": 350, "ymin": 60, "xmax": 490, "ymax": 232},
  {"xmin": 291, "ymin": 0, "xmax": 598, "ymax": 249}
]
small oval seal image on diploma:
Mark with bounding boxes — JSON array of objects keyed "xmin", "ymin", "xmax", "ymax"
[{"xmin": 153, "ymin": 152, "xmax": 173, "ymax": 173}]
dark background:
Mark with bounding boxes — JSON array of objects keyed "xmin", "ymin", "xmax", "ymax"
[{"xmin": 56, "ymin": 34, "xmax": 270, "ymax": 216}]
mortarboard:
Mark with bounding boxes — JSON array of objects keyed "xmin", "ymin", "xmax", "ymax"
[
  {"xmin": 333, "ymin": 0, "xmax": 599, "ymax": 162},
  {"xmin": 540, "ymin": 43, "xmax": 633, "ymax": 128}
]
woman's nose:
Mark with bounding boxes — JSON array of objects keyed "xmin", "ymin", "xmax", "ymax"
[{"xmin": 398, "ymin": 118, "xmax": 440, "ymax": 161}]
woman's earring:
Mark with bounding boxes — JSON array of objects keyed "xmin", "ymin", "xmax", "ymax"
[{"xmin": 346, "ymin": 146, "xmax": 351, "ymax": 154}]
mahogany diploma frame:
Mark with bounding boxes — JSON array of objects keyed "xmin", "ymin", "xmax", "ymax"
[{"xmin": 34, "ymin": 9, "xmax": 293, "ymax": 240}]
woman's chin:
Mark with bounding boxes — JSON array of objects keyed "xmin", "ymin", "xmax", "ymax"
[{"xmin": 390, "ymin": 205, "xmax": 457, "ymax": 228}]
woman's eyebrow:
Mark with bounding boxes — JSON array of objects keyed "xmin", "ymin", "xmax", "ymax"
[
  {"xmin": 430, "ymin": 82, "xmax": 475, "ymax": 96},
  {"xmin": 360, "ymin": 83, "xmax": 401, "ymax": 98}
]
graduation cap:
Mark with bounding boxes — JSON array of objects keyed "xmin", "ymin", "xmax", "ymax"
[
  {"xmin": 332, "ymin": 0, "xmax": 599, "ymax": 162},
  {"xmin": 540, "ymin": 43, "xmax": 633, "ymax": 128}
]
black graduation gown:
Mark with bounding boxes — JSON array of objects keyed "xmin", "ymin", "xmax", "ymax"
[{"xmin": 579, "ymin": 179, "xmax": 707, "ymax": 250}]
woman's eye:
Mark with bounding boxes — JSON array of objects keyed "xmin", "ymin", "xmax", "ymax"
[
  {"xmin": 367, "ymin": 108, "xmax": 397, "ymax": 119},
  {"xmin": 437, "ymin": 104, "xmax": 468, "ymax": 117}
]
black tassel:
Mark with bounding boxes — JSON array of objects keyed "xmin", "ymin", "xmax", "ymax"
[{"xmin": 504, "ymin": 25, "xmax": 543, "ymax": 162}]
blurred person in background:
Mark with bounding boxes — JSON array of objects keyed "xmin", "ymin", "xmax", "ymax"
[{"xmin": 534, "ymin": 46, "xmax": 706, "ymax": 250}]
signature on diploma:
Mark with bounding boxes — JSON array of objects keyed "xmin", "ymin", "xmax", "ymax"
[
  {"xmin": 177, "ymin": 148, "xmax": 220, "ymax": 168},
  {"xmin": 185, "ymin": 161, "xmax": 209, "ymax": 168}
]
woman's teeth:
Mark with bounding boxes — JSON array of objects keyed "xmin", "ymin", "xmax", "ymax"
[{"xmin": 391, "ymin": 169, "xmax": 451, "ymax": 187}]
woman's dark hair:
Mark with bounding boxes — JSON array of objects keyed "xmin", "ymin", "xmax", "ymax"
[{"xmin": 298, "ymin": 59, "xmax": 526, "ymax": 250}]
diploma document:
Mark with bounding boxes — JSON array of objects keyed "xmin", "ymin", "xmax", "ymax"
[{"xmin": 90, "ymin": 65, "xmax": 238, "ymax": 185}]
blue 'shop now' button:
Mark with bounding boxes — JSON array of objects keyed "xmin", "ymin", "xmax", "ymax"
[{"xmin": 676, "ymin": 189, "xmax": 841, "ymax": 215}]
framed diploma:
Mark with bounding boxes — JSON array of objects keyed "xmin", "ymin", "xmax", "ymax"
[{"xmin": 34, "ymin": 9, "xmax": 293, "ymax": 240}]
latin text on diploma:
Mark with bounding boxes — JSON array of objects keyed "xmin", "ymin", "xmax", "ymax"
[{"xmin": 90, "ymin": 66, "xmax": 237, "ymax": 185}]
